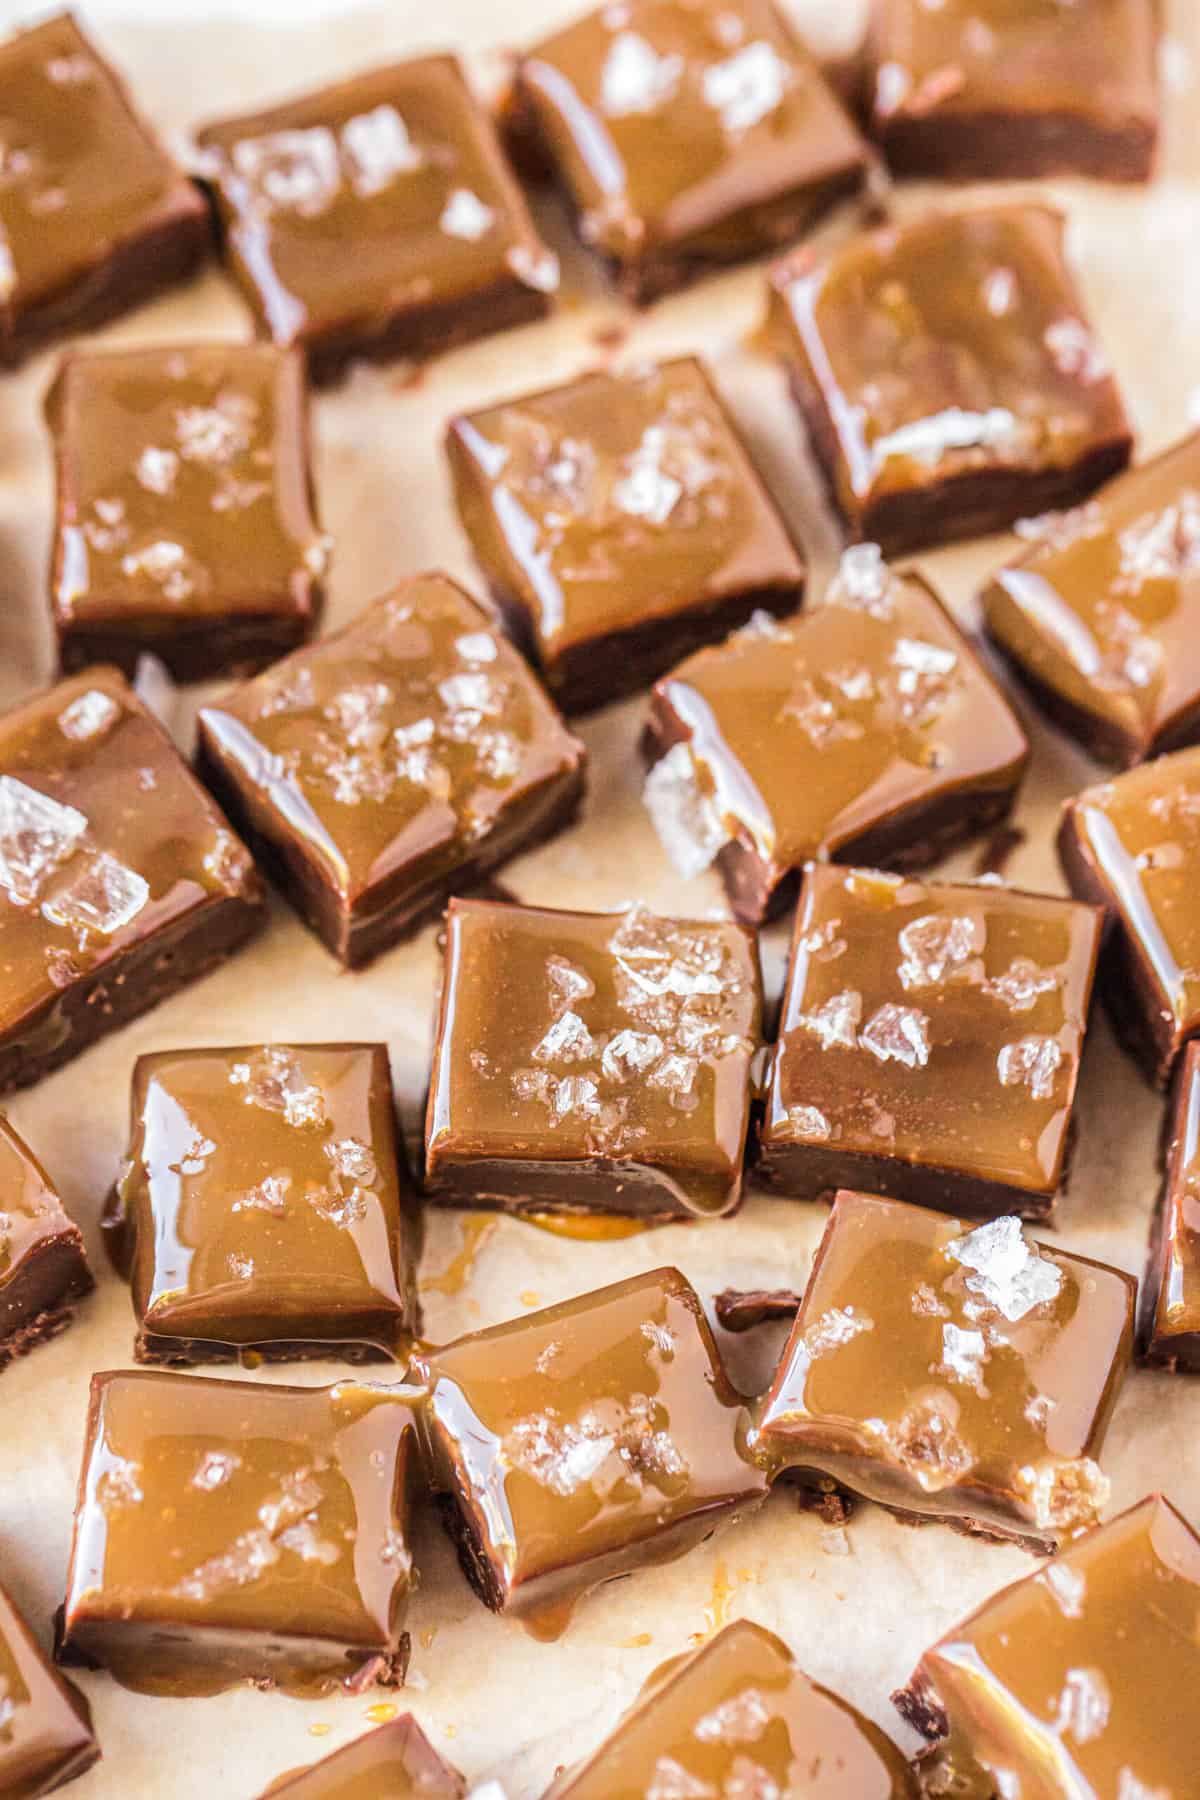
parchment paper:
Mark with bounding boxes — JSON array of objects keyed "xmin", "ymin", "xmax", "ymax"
[{"xmin": 0, "ymin": 0, "xmax": 1198, "ymax": 1792}]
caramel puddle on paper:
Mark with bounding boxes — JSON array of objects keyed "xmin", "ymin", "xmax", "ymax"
[
  {"xmin": 422, "ymin": 1215, "xmax": 496, "ymax": 1297},
  {"xmin": 520, "ymin": 1210, "xmax": 651, "ymax": 1242}
]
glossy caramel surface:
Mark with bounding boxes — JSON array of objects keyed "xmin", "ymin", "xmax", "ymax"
[
  {"xmin": 0, "ymin": 1579, "xmax": 97, "ymax": 1799},
  {"xmin": 48, "ymin": 343, "xmax": 325, "ymax": 633},
  {"xmin": 770, "ymin": 204, "xmax": 1129, "ymax": 515},
  {"xmin": 546, "ymin": 1618, "xmax": 917, "ymax": 1798},
  {"xmin": 0, "ymin": 12, "xmax": 203, "ymax": 325},
  {"xmin": 412, "ymin": 1267, "xmax": 765, "ymax": 1621},
  {"xmin": 1143, "ymin": 1041, "xmax": 1200, "ymax": 1363},
  {"xmin": 0, "ymin": 1112, "xmax": 85, "ymax": 1289},
  {"xmin": 196, "ymin": 55, "xmax": 555, "ymax": 351},
  {"xmin": 448, "ymin": 357, "xmax": 805, "ymax": 666},
  {"xmin": 425, "ymin": 898, "xmax": 762, "ymax": 1218},
  {"xmin": 756, "ymin": 1192, "xmax": 1133, "ymax": 1542},
  {"xmin": 763, "ymin": 864, "xmax": 1101, "ymax": 1199},
  {"xmin": 648, "ymin": 552, "xmax": 1028, "ymax": 897},
  {"xmin": 518, "ymin": 0, "xmax": 867, "ymax": 266},
  {"xmin": 112, "ymin": 1044, "xmax": 416, "ymax": 1356},
  {"xmin": 907, "ymin": 1495, "xmax": 1200, "ymax": 1797},
  {"xmin": 61, "ymin": 1371, "xmax": 418, "ymax": 1697},
  {"xmin": 986, "ymin": 432, "xmax": 1200, "ymax": 763},
  {"xmin": 261, "ymin": 1715, "xmax": 465, "ymax": 1799},
  {"xmin": 0, "ymin": 668, "xmax": 261, "ymax": 1041},
  {"xmin": 197, "ymin": 575, "xmax": 583, "ymax": 915}
]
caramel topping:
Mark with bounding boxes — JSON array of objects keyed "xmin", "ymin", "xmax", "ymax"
[
  {"xmin": 0, "ymin": 1111, "xmax": 83, "ymax": 1280},
  {"xmin": 259, "ymin": 1715, "xmax": 465, "ymax": 1798},
  {"xmin": 1142, "ymin": 1040, "xmax": 1200, "ymax": 1364},
  {"xmin": 0, "ymin": 1579, "xmax": 96, "ymax": 1793}
]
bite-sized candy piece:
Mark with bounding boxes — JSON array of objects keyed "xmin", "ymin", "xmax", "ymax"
[
  {"xmin": 754, "ymin": 1191, "xmax": 1134, "ymax": 1551},
  {"xmin": 769, "ymin": 203, "xmax": 1133, "ymax": 555},
  {"xmin": 0, "ymin": 1574, "xmax": 99, "ymax": 1795},
  {"xmin": 258, "ymin": 1715, "xmax": 465, "ymax": 1799},
  {"xmin": 105, "ymin": 1043, "xmax": 418, "ymax": 1366},
  {"xmin": 46, "ymin": 343, "xmax": 327, "ymax": 684},
  {"xmin": 424, "ymin": 897, "xmax": 762, "ymax": 1221},
  {"xmin": 869, "ymin": 0, "xmax": 1159, "ymax": 182},
  {"xmin": 411, "ymin": 1268, "xmax": 767, "ymax": 1635},
  {"xmin": 1141, "ymin": 1040, "xmax": 1200, "ymax": 1370},
  {"xmin": 195, "ymin": 574, "xmax": 585, "ymax": 967},
  {"xmin": 985, "ymin": 432, "xmax": 1200, "ymax": 768},
  {"xmin": 0, "ymin": 12, "xmax": 209, "ymax": 364},
  {"xmin": 895, "ymin": 1495, "xmax": 1200, "ymax": 1796},
  {"xmin": 643, "ymin": 549, "xmax": 1029, "ymax": 925},
  {"xmin": 544, "ymin": 1618, "xmax": 917, "ymax": 1798},
  {"xmin": 758, "ymin": 863, "xmax": 1102, "ymax": 1218},
  {"xmin": 195, "ymin": 55, "xmax": 557, "ymax": 384},
  {"xmin": 59, "ymin": 1371, "xmax": 420, "ymax": 1698},
  {"xmin": 1058, "ymin": 746, "xmax": 1200, "ymax": 1084},
  {"xmin": 510, "ymin": 0, "xmax": 870, "ymax": 304},
  {"xmin": 446, "ymin": 356, "xmax": 807, "ymax": 715},
  {"xmin": 0, "ymin": 667, "xmax": 264, "ymax": 1094},
  {"xmin": 0, "ymin": 1112, "xmax": 92, "ymax": 1366}
]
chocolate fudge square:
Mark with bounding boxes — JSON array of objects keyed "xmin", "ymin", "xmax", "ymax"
[
  {"xmin": 59, "ymin": 1371, "xmax": 420, "ymax": 1697},
  {"xmin": 0, "ymin": 668, "xmax": 264, "ymax": 1095},
  {"xmin": 643, "ymin": 547, "xmax": 1029, "ymax": 924},
  {"xmin": 512, "ymin": 0, "xmax": 870, "ymax": 304},
  {"xmin": 47, "ymin": 343, "xmax": 327, "ymax": 684},
  {"xmin": 1059, "ymin": 747, "xmax": 1200, "ymax": 1084},
  {"xmin": 196, "ymin": 574, "xmax": 585, "ymax": 966},
  {"xmin": 0, "ymin": 12, "xmax": 209, "ymax": 364},
  {"xmin": 985, "ymin": 431, "xmax": 1200, "ymax": 768},
  {"xmin": 424, "ymin": 897, "xmax": 762, "ymax": 1221},
  {"xmin": 0, "ymin": 1576, "xmax": 98, "ymax": 1795},
  {"xmin": 895, "ymin": 1496, "xmax": 1200, "ymax": 1796},
  {"xmin": 260, "ymin": 1716, "xmax": 465, "ymax": 1800},
  {"xmin": 106, "ymin": 1043, "xmax": 418, "ymax": 1366},
  {"xmin": 447, "ymin": 356, "xmax": 807, "ymax": 714},
  {"xmin": 758, "ymin": 864, "xmax": 1101, "ymax": 1218},
  {"xmin": 545, "ymin": 1618, "xmax": 917, "ymax": 1798},
  {"xmin": 869, "ymin": 0, "xmax": 1159, "ymax": 183},
  {"xmin": 754, "ymin": 1191, "xmax": 1133, "ymax": 1551},
  {"xmin": 0, "ymin": 1112, "xmax": 92, "ymax": 1367},
  {"xmin": 195, "ymin": 55, "xmax": 557, "ymax": 384},
  {"xmin": 411, "ymin": 1267, "xmax": 766, "ymax": 1633},
  {"xmin": 1142, "ymin": 1041, "xmax": 1200, "ymax": 1370},
  {"xmin": 769, "ymin": 203, "xmax": 1133, "ymax": 554}
]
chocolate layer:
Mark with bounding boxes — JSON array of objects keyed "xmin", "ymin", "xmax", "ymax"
[
  {"xmin": 0, "ymin": 1576, "xmax": 98, "ymax": 1795},
  {"xmin": 0, "ymin": 1114, "xmax": 92, "ymax": 1369},
  {"xmin": 1141, "ymin": 1041, "xmax": 1200, "ymax": 1370}
]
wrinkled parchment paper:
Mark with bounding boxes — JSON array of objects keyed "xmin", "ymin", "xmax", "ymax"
[{"xmin": 0, "ymin": 0, "xmax": 1198, "ymax": 1792}]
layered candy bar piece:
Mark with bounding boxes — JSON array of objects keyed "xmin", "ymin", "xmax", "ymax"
[
  {"xmin": 643, "ymin": 548, "xmax": 1029, "ymax": 924},
  {"xmin": 47, "ymin": 343, "xmax": 327, "ymax": 683},
  {"xmin": 1141, "ymin": 1040, "xmax": 1200, "ymax": 1370},
  {"xmin": 895, "ymin": 1495, "xmax": 1200, "ymax": 1796},
  {"xmin": 754, "ymin": 1191, "xmax": 1134, "ymax": 1551},
  {"xmin": 59, "ymin": 1371, "xmax": 420, "ymax": 1696},
  {"xmin": 0, "ymin": 1575, "xmax": 98, "ymax": 1795},
  {"xmin": 105, "ymin": 1043, "xmax": 418, "ymax": 1365},
  {"xmin": 0, "ymin": 1112, "xmax": 92, "ymax": 1366},
  {"xmin": 0, "ymin": 668, "xmax": 264, "ymax": 1093},
  {"xmin": 757, "ymin": 864, "xmax": 1102, "ymax": 1219},
  {"xmin": 196, "ymin": 55, "xmax": 557, "ymax": 382},
  {"xmin": 424, "ymin": 898, "xmax": 762, "ymax": 1221},
  {"xmin": 446, "ymin": 356, "xmax": 807, "ymax": 714},
  {"xmin": 769, "ymin": 203, "xmax": 1133, "ymax": 554},
  {"xmin": 411, "ymin": 1268, "xmax": 767, "ymax": 1634},
  {"xmin": 258, "ymin": 1716, "xmax": 465, "ymax": 1799},
  {"xmin": 0, "ymin": 12, "xmax": 209, "ymax": 363},
  {"xmin": 511, "ymin": 0, "xmax": 869, "ymax": 303},
  {"xmin": 196, "ymin": 575, "xmax": 585, "ymax": 966}
]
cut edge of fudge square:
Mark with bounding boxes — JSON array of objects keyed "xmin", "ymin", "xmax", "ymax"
[
  {"xmin": 754, "ymin": 1190, "xmax": 1135, "ymax": 1553},
  {"xmin": 867, "ymin": 0, "xmax": 1160, "ymax": 184},
  {"xmin": 194, "ymin": 574, "xmax": 586, "ymax": 967},
  {"xmin": 45, "ymin": 342, "xmax": 328, "ymax": 684},
  {"xmin": 0, "ymin": 1111, "xmax": 93, "ymax": 1367},
  {"xmin": 0, "ymin": 666, "xmax": 266, "ymax": 1096},
  {"xmin": 106, "ymin": 1041, "xmax": 420, "ymax": 1367},
  {"xmin": 423, "ymin": 895, "xmax": 764, "ymax": 1222},
  {"xmin": 512, "ymin": 0, "xmax": 872, "ymax": 305},
  {"xmin": 0, "ymin": 12, "xmax": 211, "ymax": 366},
  {"xmin": 0, "ymin": 1576, "xmax": 99, "ymax": 1794},
  {"xmin": 984, "ymin": 431, "xmax": 1200, "ymax": 770},
  {"xmin": 755, "ymin": 863, "xmax": 1103, "ymax": 1219},
  {"xmin": 261, "ymin": 1715, "xmax": 466, "ymax": 1800},
  {"xmin": 58, "ymin": 1369, "xmax": 421, "ymax": 1698},
  {"xmin": 1141, "ymin": 1039, "xmax": 1200, "ymax": 1370},
  {"xmin": 767, "ymin": 203, "xmax": 1134, "ymax": 557},
  {"xmin": 445, "ymin": 355, "xmax": 808, "ymax": 716},
  {"xmin": 194, "ymin": 54, "xmax": 558, "ymax": 386}
]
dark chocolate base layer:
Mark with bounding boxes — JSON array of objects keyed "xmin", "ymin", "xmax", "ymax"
[
  {"xmin": 133, "ymin": 1333, "xmax": 397, "ymax": 1368},
  {"xmin": 714, "ymin": 1288, "xmax": 803, "ymax": 1333},
  {"xmin": 877, "ymin": 110, "xmax": 1157, "ymax": 186},
  {"xmin": 58, "ymin": 602, "xmax": 322, "ymax": 686},
  {"xmin": 753, "ymin": 1136, "xmax": 1059, "ymax": 1222},
  {"xmin": 423, "ymin": 1156, "xmax": 738, "ymax": 1223},
  {"xmin": 284, "ymin": 278, "xmax": 551, "ymax": 389}
]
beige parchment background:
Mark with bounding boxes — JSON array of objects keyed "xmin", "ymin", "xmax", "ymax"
[{"xmin": 0, "ymin": 0, "xmax": 1198, "ymax": 1792}]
